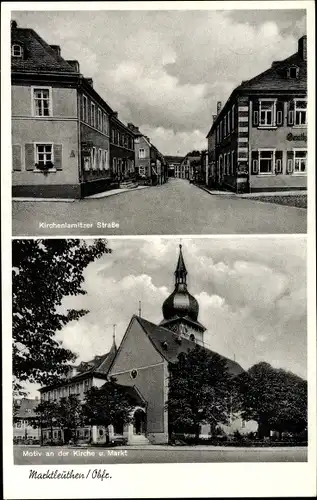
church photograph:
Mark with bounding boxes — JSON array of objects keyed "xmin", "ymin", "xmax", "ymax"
[{"xmin": 12, "ymin": 237, "xmax": 307, "ymax": 463}]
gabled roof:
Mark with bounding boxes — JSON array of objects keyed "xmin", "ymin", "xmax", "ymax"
[
  {"xmin": 11, "ymin": 27, "xmax": 76, "ymax": 73},
  {"xmin": 106, "ymin": 383, "xmax": 147, "ymax": 407},
  {"xmin": 136, "ymin": 316, "xmax": 244, "ymax": 376},
  {"xmin": 207, "ymin": 43, "xmax": 307, "ymax": 137},
  {"xmin": 14, "ymin": 398, "xmax": 39, "ymax": 418}
]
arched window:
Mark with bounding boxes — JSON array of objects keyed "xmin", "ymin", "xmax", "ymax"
[
  {"xmin": 12, "ymin": 44, "xmax": 23, "ymax": 57},
  {"xmin": 190, "ymin": 334, "xmax": 195, "ymax": 342}
]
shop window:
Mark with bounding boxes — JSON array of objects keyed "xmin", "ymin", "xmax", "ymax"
[
  {"xmin": 33, "ymin": 88, "xmax": 52, "ymax": 117},
  {"xmin": 294, "ymin": 99, "xmax": 307, "ymax": 126}
]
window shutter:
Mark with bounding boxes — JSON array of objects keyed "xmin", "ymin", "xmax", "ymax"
[
  {"xmin": 25, "ymin": 143, "xmax": 35, "ymax": 171},
  {"xmin": 286, "ymin": 151, "xmax": 294, "ymax": 174},
  {"xmin": 276, "ymin": 101, "xmax": 284, "ymax": 126},
  {"xmin": 252, "ymin": 100, "xmax": 259, "ymax": 126},
  {"xmin": 12, "ymin": 145, "xmax": 22, "ymax": 171},
  {"xmin": 288, "ymin": 101, "xmax": 294, "ymax": 126},
  {"xmin": 251, "ymin": 151, "xmax": 259, "ymax": 174},
  {"xmin": 275, "ymin": 151, "xmax": 283, "ymax": 174},
  {"xmin": 54, "ymin": 144, "xmax": 63, "ymax": 170}
]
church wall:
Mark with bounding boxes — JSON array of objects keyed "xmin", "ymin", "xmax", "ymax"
[{"xmin": 109, "ymin": 318, "xmax": 163, "ymax": 374}]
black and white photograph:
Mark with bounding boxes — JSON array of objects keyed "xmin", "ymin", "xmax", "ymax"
[
  {"xmin": 12, "ymin": 238, "xmax": 307, "ymax": 465},
  {"xmin": 10, "ymin": 8, "xmax": 308, "ymax": 236},
  {"xmin": 2, "ymin": 1, "xmax": 316, "ymax": 499}
]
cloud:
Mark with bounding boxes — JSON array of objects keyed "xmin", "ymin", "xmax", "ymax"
[{"xmin": 13, "ymin": 9, "xmax": 306, "ymax": 154}]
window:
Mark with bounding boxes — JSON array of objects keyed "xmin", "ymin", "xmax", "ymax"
[
  {"xmin": 130, "ymin": 369, "xmax": 138, "ymax": 379},
  {"xmin": 12, "ymin": 44, "xmax": 23, "ymax": 57},
  {"xmin": 259, "ymin": 150, "xmax": 275, "ymax": 174},
  {"xmin": 91, "ymin": 147, "xmax": 96, "ymax": 170},
  {"xmin": 103, "ymin": 113, "xmax": 108, "ymax": 135},
  {"xmin": 35, "ymin": 144, "xmax": 53, "ymax": 168},
  {"xmin": 288, "ymin": 66, "xmax": 299, "ymax": 79},
  {"xmin": 294, "ymin": 99, "xmax": 307, "ymax": 126},
  {"xmin": 113, "ymin": 158, "xmax": 117, "ymax": 173},
  {"xmin": 139, "ymin": 148, "xmax": 146, "ymax": 159},
  {"xmin": 293, "ymin": 150, "xmax": 307, "ymax": 174},
  {"xmin": 227, "ymin": 111, "xmax": 231, "ymax": 134},
  {"xmin": 231, "ymin": 150, "xmax": 235, "ymax": 175},
  {"xmin": 33, "ymin": 88, "xmax": 51, "ymax": 116},
  {"xmin": 91, "ymin": 103, "xmax": 95, "ymax": 127},
  {"xmin": 259, "ymin": 100, "xmax": 276, "ymax": 127},
  {"xmin": 82, "ymin": 95, "xmax": 88, "ymax": 122},
  {"xmin": 189, "ymin": 334, "xmax": 195, "ymax": 342},
  {"xmin": 224, "ymin": 116, "xmax": 227, "ymax": 137},
  {"xmin": 98, "ymin": 108, "xmax": 102, "ymax": 130},
  {"xmin": 231, "ymin": 104, "xmax": 235, "ymax": 129},
  {"xmin": 135, "ymin": 138, "xmax": 140, "ymax": 144}
]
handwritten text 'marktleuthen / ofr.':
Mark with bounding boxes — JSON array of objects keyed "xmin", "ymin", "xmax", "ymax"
[{"xmin": 29, "ymin": 469, "xmax": 112, "ymax": 480}]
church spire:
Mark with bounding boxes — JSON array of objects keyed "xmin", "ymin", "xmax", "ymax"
[{"xmin": 174, "ymin": 244, "xmax": 187, "ymax": 285}]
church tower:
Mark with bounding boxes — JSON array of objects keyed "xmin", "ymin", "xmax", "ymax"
[{"xmin": 160, "ymin": 245, "xmax": 206, "ymax": 344}]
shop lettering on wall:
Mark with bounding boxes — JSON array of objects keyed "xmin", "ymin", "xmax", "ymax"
[
  {"xmin": 287, "ymin": 133, "xmax": 307, "ymax": 142},
  {"xmin": 81, "ymin": 141, "xmax": 93, "ymax": 156}
]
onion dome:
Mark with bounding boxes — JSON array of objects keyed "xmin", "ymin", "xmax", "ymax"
[{"xmin": 162, "ymin": 245, "xmax": 199, "ymax": 321}]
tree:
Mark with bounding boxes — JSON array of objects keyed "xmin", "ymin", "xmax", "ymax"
[
  {"xmin": 55, "ymin": 395, "xmax": 84, "ymax": 443},
  {"xmin": 166, "ymin": 345, "xmax": 234, "ymax": 440},
  {"xmin": 82, "ymin": 379, "xmax": 136, "ymax": 435},
  {"xmin": 238, "ymin": 362, "xmax": 307, "ymax": 438},
  {"xmin": 12, "ymin": 239, "xmax": 111, "ymax": 395},
  {"xmin": 34, "ymin": 400, "xmax": 59, "ymax": 444}
]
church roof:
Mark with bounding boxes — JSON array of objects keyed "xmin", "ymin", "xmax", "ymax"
[
  {"xmin": 136, "ymin": 316, "xmax": 244, "ymax": 376},
  {"xmin": 160, "ymin": 314, "xmax": 206, "ymax": 332}
]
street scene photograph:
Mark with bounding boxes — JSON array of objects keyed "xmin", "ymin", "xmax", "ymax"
[
  {"xmin": 12, "ymin": 237, "xmax": 307, "ymax": 465},
  {"xmin": 10, "ymin": 8, "xmax": 308, "ymax": 236}
]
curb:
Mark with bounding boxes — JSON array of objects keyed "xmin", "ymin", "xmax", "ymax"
[{"xmin": 84, "ymin": 185, "xmax": 150, "ymax": 200}]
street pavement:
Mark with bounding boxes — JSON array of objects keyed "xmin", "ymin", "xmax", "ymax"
[
  {"xmin": 14, "ymin": 445, "xmax": 307, "ymax": 465},
  {"xmin": 12, "ymin": 178, "xmax": 306, "ymax": 236}
]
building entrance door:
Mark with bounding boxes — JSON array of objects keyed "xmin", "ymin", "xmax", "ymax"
[{"xmin": 133, "ymin": 409, "xmax": 146, "ymax": 435}]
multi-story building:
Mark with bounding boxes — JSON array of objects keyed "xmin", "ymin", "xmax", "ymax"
[
  {"xmin": 206, "ymin": 35, "xmax": 307, "ymax": 193},
  {"xmin": 109, "ymin": 113, "xmax": 136, "ymax": 185},
  {"xmin": 11, "ymin": 21, "xmax": 134, "ymax": 198},
  {"xmin": 164, "ymin": 156, "xmax": 183, "ymax": 178},
  {"xmin": 178, "ymin": 153, "xmax": 202, "ymax": 180},
  {"xmin": 127, "ymin": 124, "xmax": 167, "ymax": 185},
  {"xmin": 13, "ymin": 397, "xmax": 41, "ymax": 443}
]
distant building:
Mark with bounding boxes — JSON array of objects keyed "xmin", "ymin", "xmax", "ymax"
[
  {"xmin": 206, "ymin": 35, "xmax": 307, "ymax": 193},
  {"xmin": 127, "ymin": 124, "xmax": 167, "ymax": 185},
  {"xmin": 11, "ymin": 21, "xmax": 134, "ymax": 198},
  {"xmin": 110, "ymin": 113, "xmax": 136, "ymax": 186},
  {"xmin": 13, "ymin": 398, "xmax": 40, "ymax": 443},
  {"xmin": 164, "ymin": 156, "xmax": 183, "ymax": 178},
  {"xmin": 179, "ymin": 154, "xmax": 202, "ymax": 180}
]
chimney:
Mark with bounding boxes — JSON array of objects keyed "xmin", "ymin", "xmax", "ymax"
[
  {"xmin": 50, "ymin": 45, "xmax": 61, "ymax": 57},
  {"xmin": 298, "ymin": 35, "xmax": 307, "ymax": 61},
  {"xmin": 216, "ymin": 101, "xmax": 222, "ymax": 114},
  {"xmin": 86, "ymin": 78, "xmax": 93, "ymax": 87},
  {"xmin": 66, "ymin": 60, "xmax": 80, "ymax": 72},
  {"xmin": 212, "ymin": 114, "xmax": 217, "ymax": 123},
  {"xmin": 11, "ymin": 20, "xmax": 18, "ymax": 29}
]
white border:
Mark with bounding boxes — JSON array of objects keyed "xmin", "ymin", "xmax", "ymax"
[{"xmin": 2, "ymin": 1, "xmax": 316, "ymax": 499}]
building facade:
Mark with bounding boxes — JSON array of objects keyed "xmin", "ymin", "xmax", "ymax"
[
  {"xmin": 39, "ymin": 245, "xmax": 256, "ymax": 445},
  {"xmin": 206, "ymin": 35, "xmax": 307, "ymax": 193},
  {"xmin": 13, "ymin": 398, "xmax": 41, "ymax": 444},
  {"xmin": 110, "ymin": 114, "xmax": 136, "ymax": 186},
  {"xmin": 11, "ymin": 21, "xmax": 134, "ymax": 198},
  {"xmin": 128, "ymin": 124, "xmax": 167, "ymax": 185},
  {"xmin": 164, "ymin": 156, "xmax": 183, "ymax": 178}
]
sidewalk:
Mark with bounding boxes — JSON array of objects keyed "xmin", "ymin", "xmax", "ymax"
[
  {"xmin": 12, "ymin": 185, "xmax": 150, "ymax": 202},
  {"xmin": 195, "ymin": 184, "xmax": 307, "ymax": 198}
]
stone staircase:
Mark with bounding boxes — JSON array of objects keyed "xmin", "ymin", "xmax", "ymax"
[
  {"xmin": 119, "ymin": 179, "xmax": 139, "ymax": 189},
  {"xmin": 128, "ymin": 434, "xmax": 151, "ymax": 445}
]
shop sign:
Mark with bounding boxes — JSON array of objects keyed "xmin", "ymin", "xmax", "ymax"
[
  {"xmin": 287, "ymin": 133, "xmax": 307, "ymax": 142},
  {"xmin": 81, "ymin": 141, "xmax": 93, "ymax": 156}
]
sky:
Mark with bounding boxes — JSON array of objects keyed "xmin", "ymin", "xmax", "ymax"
[
  {"xmin": 12, "ymin": 8, "xmax": 306, "ymax": 155},
  {"xmin": 25, "ymin": 236, "xmax": 307, "ymax": 397}
]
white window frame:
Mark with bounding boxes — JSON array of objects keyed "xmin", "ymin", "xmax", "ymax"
[
  {"xmin": 91, "ymin": 146, "xmax": 96, "ymax": 170},
  {"xmin": 259, "ymin": 98, "xmax": 277, "ymax": 128},
  {"xmin": 31, "ymin": 86, "xmax": 53, "ymax": 117},
  {"xmin": 104, "ymin": 149, "xmax": 109, "ymax": 170},
  {"xmin": 294, "ymin": 99, "xmax": 307, "ymax": 127},
  {"xmin": 12, "ymin": 44, "xmax": 23, "ymax": 57},
  {"xmin": 139, "ymin": 148, "xmax": 146, "ymax": 159},
  {"xmin": 91, "ymin": 102, "xmax": 96, "ymax": 128},
  {"xmin": 82, "ymin": 95, "xmax": 88, "ymax": 122},
  {"xmin": 224, "ymin": 116, "xmax": 227, "ymax": 137},
  {"xmin": 103, "ymin": 113, "xmax": 108, "ymax": 135},
  {"xmin": 258, "ymin": 148, "xmax": 276, "ymax": 175},
  {"xmin": 227, "ymin": 111, "xmax": 231, "ymax": 134},
  {"xmin": 293, "ymin": 148, "xmax": 307, "ymax": 175},
  {"xmin": 98, "ymin": 108, "xmax": 102, "ymax": 130},
  {"xmin": 34, "ymin": 142, "xmax": 55, "ymax": 172},
  {"xmin": 231, "ymin": 104, "xmax": 235, "ymax": 130},
  {"xmin": 231, "ymin": 150, "xmax": 235, "ymax": 175}
]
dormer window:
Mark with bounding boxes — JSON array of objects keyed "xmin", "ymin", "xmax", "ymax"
[
  {"xmin": 12, "ymin": 44, "xmax": 23, "ymax": 58},
  {"xmin": 287, "ymin": 66, "xmax": 299, "ymax": 79}
]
